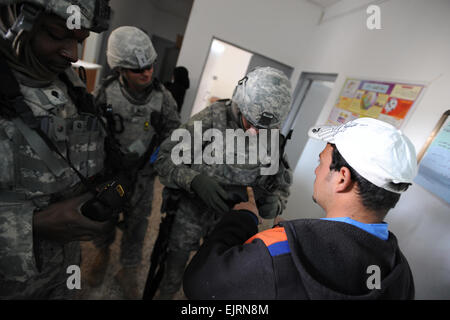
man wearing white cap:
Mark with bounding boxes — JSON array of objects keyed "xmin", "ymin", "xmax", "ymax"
[{"xmin": 183, "ymin": 117, "xmax": 416, "ymax": 300}]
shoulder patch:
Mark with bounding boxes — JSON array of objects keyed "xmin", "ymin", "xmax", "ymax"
[{"xmin": 245, "ymin": 227, "xmax": 290, "ymax": 256}]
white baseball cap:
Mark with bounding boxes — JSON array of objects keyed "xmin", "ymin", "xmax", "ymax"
[{"xmin": 308, "ymin": 117, "xmax": 418, "ymax": 193}]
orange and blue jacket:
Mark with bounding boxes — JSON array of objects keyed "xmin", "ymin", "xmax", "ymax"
[{"xmin": 183, "ymin": 210, "xmax": 415, "ymax": 300}]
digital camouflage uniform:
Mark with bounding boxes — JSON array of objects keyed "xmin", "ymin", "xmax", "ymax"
[
  {"xmin": 0, "ymin": 0, "xmax": 110, "ymax": 299},
  {"xmin": 93, "ymin": 26, "xmax": 180, "ymax": 268},
  {"xmin": 155, "ymin": 67, "xmax": 293, "ymax": 298},
  {"xmin": 0, "ymin": 70, "xmax": 106, "ymax": 299}
]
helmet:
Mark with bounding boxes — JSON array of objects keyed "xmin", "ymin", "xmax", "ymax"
[
  {"xmin": 106, "ymin": 26, "xmax": 157, "ymax": 70},
  {"xmin": 232, "ymin": 67, "xmax": 292, "ymax": 129},
  {"xmin": 0, "ymin": 0, "xmax": 110, "ymax": 38}
]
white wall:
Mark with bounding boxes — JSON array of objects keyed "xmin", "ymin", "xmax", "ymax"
[
  {"xmin": 178, "ymin": 0, "xmax": 450, "ymax": 299},
  {"xmin": 82, "ymin": 32, "xmax": 103, "ymax": 63},
  {"xmin": 291, "ymin": 0, "xmax": 450, "ymax": 299},
  {"xmin": 177, "ymin": 0, "xmax": 322, "ymax": 122}
]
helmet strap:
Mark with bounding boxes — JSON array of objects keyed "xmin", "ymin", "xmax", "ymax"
[
  {"xmin": 259, "ymin": 111, "xmax": 276, "ymax": 128},
  {"xmin": 230, "ymin": 101, "xmax": 245, "ymax": 129},
  {"xmin": 239, "ymin": 113, "xmax": 245, "ymax": 129}
]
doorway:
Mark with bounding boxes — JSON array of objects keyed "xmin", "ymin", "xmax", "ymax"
[
  {"xmin": 282, "ymin": 72, "xmax": 337, "ymax": 220},
  {"xmin": 191, "ymin": 38, "xmax": 294, "ymax": 116},
  {"xmin": 151, "ymin": 34, "xmax": 180, "ymax": 84},
  {"xmin": 283, "ymin": 72, "xmax": 337, "ymax": 168}
]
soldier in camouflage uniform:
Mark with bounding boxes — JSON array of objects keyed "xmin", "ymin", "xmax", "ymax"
[
  {"xmin": 0, "ymin": 0, "xmax": 112, "ymax": 299},
  {"xmin": 89, "ymin": 26, "xmax": 180, "ymax": 299},
  {"xmin": 154, "ymin": 67, "xmax": 293, "ymax": 299}
]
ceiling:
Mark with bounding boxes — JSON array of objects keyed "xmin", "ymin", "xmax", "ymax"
[
  {"xmin": 307, "ymin": 0, "xmax": 342, "ymax": 9},
  {"xmin": 146, "ymin": 0, "xmax": 342, "ymax": 20},
  {"xmin": 149, "ymin": 0, "xmax": 194, "ymax": 20}
]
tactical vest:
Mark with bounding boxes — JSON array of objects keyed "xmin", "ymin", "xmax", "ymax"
[
  {"xmin": 1, "ymin": 75, "xmax": 105, "ymax": 198},
  {"xmin": 104, "ymin": 79, "xmax": 163, "ymax": 157},
  {"xmin": 190, "ymin": 101, "xmax": 291, "ymax": 196}
]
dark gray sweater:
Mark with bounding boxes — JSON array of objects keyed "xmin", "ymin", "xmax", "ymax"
[{"xmin": 183, "ymin": 211, "xmax": 414, "ymax": 300}]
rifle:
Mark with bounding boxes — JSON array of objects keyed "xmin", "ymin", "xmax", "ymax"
[
  {"xmin": 262, "ymin": 129, "xmax": 293, "ymax": 193},
  {"xmin": 280, "ymin": 129, "xmax": 293, "ymax": 170},
  {"xmin": 142, "ymin": 187, "xmax": 181, "ymax": 299}
]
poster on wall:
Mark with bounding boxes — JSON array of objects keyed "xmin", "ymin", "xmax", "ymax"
[
  {"xmin": 327, "ymin": 78, "xmax": 426, "ymax": 128},
  {"xmin": 414, "ymin": 111, "xmax": 450, "ymax": 204}
]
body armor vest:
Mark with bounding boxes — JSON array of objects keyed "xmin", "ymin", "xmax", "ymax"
[
  {"xmin": 3, "ymin": 76, "xmax": 105, "ymax": 198},
  {"xmin": 104, "ymin": 79, "xmax": 163, "ymax": 157}
]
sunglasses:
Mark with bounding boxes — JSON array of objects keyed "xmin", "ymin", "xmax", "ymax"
[{"xmin": 129, "ymin": 64, "xmax": 153, "ymax": 74}]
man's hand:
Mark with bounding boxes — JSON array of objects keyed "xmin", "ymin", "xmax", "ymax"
[
  {"xmin": 33, "ymin": 193, "xmax": 114, "ymax": 243},
  {"xmin": 233, "ymin": 187, "xmax": 262, "ymax": 224},
  {"xmin": 191, "ymin": 174, "xmax": 230, "ymax": 214}
]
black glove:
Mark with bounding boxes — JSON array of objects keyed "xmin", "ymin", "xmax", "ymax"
[
  {"xmin": 226, "ymin": 190, "xmax": 248, "ymax": 208},
  {"xmin": 191, "ymin": 174, "xmax": 231, "ymax": 214},
  {"xmin": 258, "ymin": 195, "xmax": 281, "ymax": 219}
]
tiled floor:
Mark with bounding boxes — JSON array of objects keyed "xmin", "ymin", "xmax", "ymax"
[{"xmin": 76, "ymin": 178, "xmax": 186, "ymax": 300}]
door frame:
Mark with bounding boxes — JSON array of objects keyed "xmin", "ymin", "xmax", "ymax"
[
  {"xmin": 191, "ymin": 37, "xmax": 294, "ymax": 117},
  {"xmin": 282, "ymin": 72, "xmax": 338, "ymax": 136}
]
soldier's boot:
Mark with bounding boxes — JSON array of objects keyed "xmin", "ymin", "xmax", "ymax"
[
  {"xmin": 115, "ymin": 266, "xmax": 140, "ymax": 300},
  {"xmin": 157, "ymin": 250, "xmax": 190, "ymax": 300},
  {"xmin": 86, "ymin": 247, "xmax": 110, "ymax": 287}
]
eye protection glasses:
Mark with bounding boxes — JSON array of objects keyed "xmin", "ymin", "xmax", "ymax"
[{"xmin": 129, "ymin": 64, "xmax": 153, "ymax": 74}]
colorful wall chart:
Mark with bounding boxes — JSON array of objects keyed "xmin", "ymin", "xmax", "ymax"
[{"xmin": 327, "ymin": 78, "xmax": 425, "ymax": 128}]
